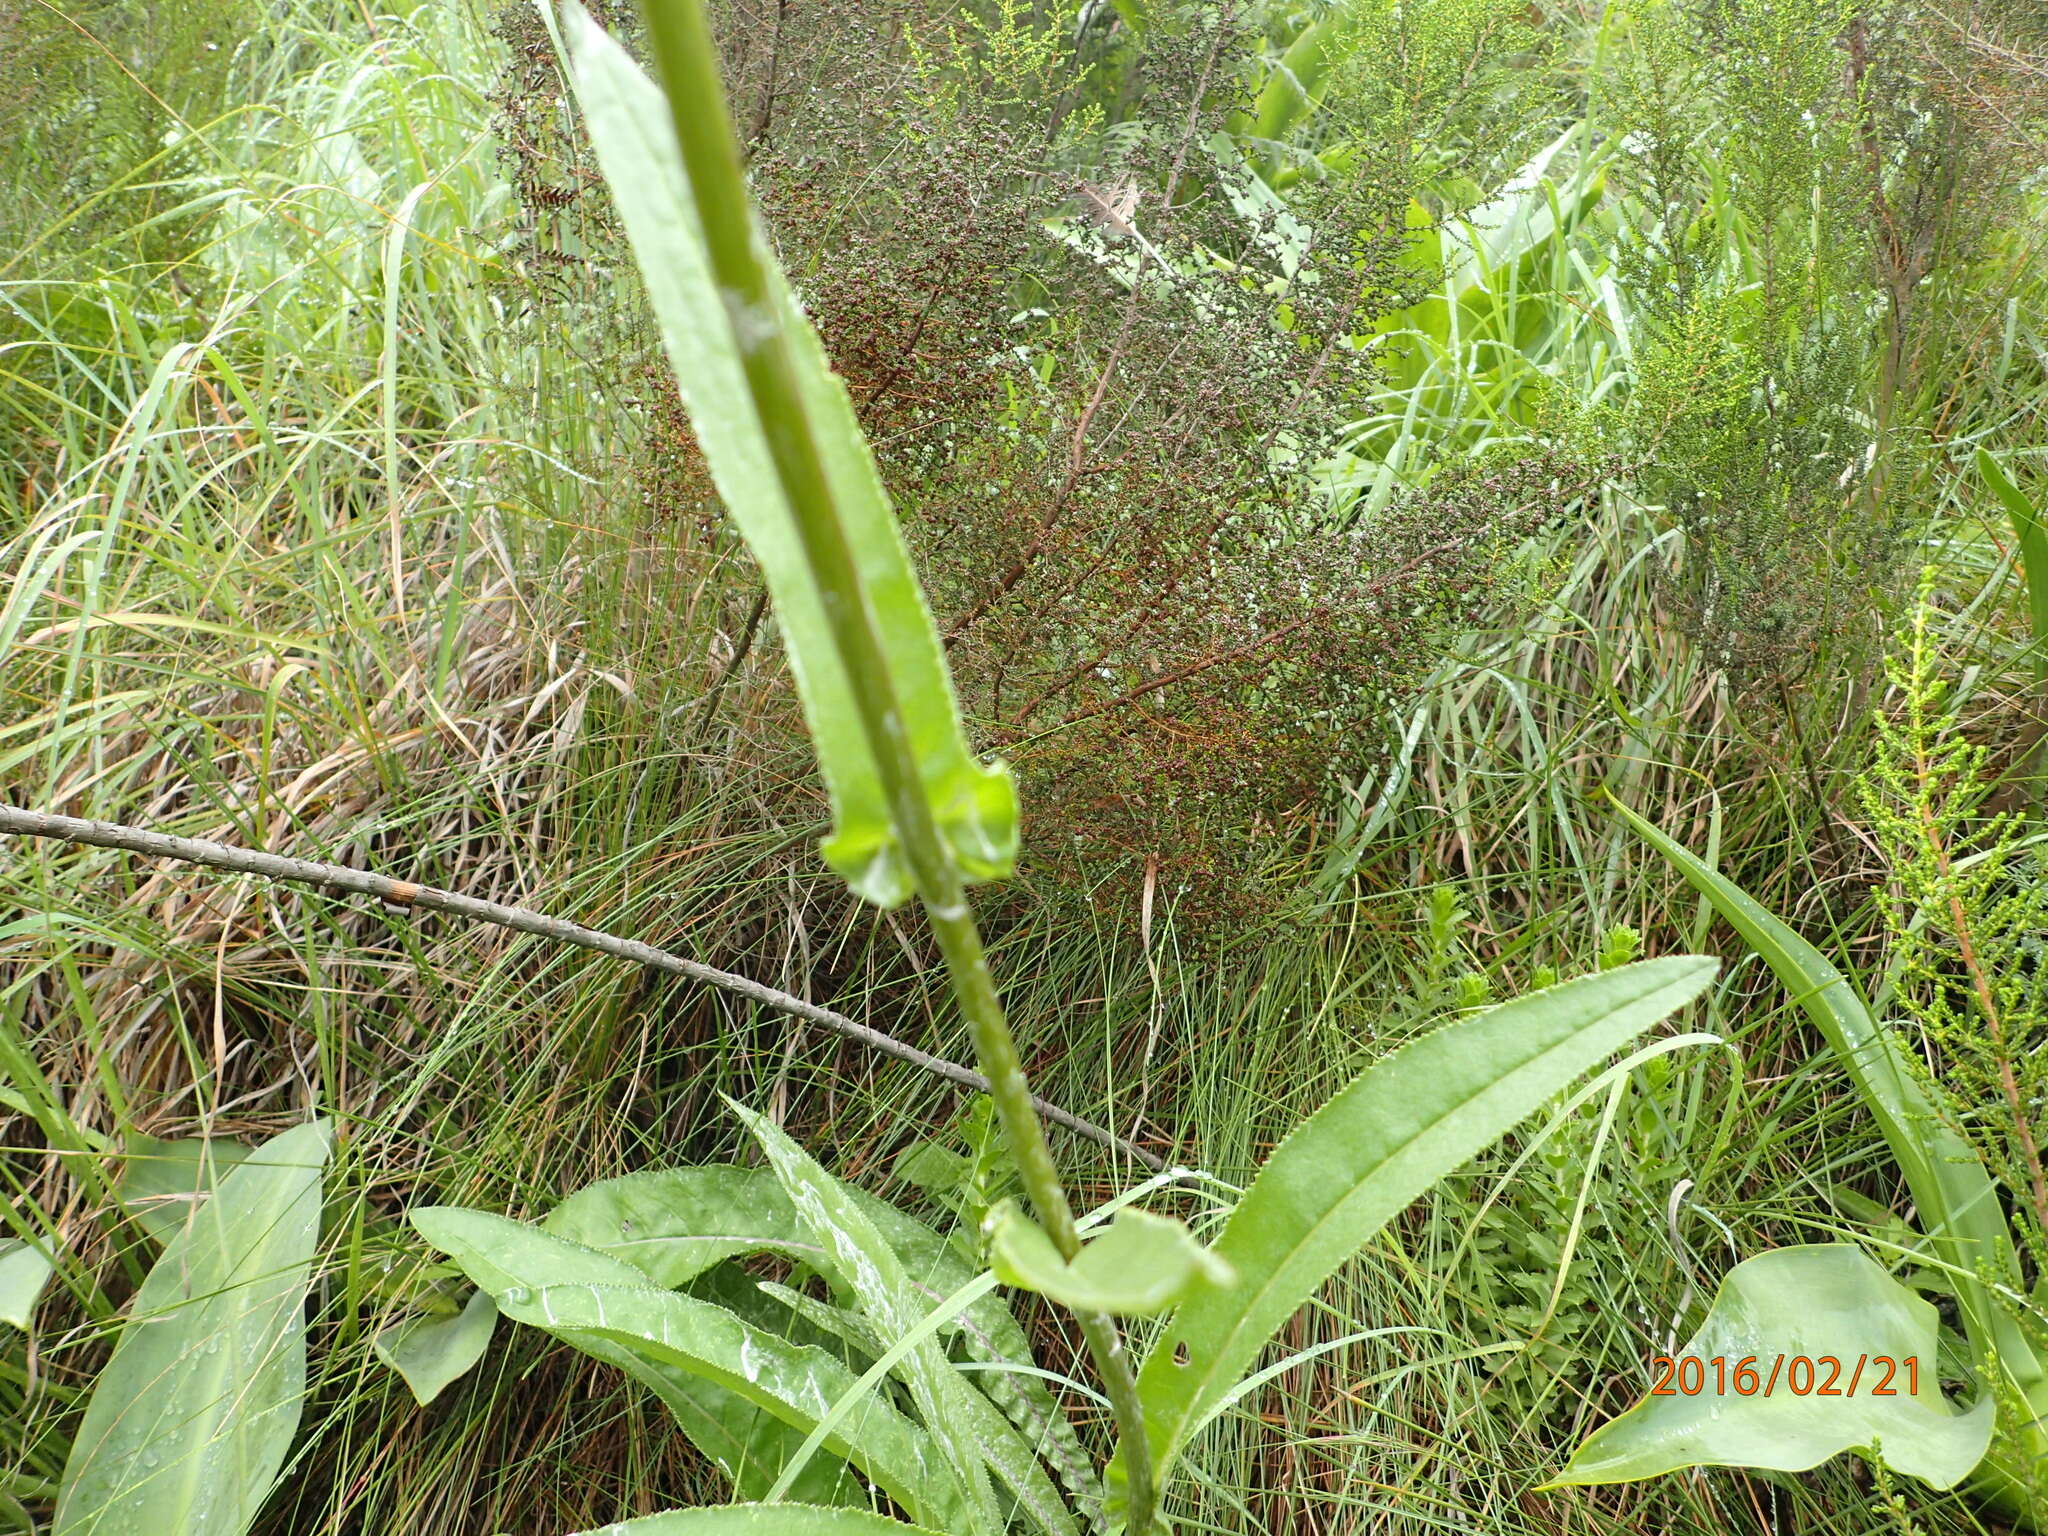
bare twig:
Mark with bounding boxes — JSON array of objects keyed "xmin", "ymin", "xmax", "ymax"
[{"xmin": 0, "ymin": 805, "xmax": 1164, "ymax": 1170}]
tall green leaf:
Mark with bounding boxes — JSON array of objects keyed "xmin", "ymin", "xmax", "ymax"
[
  {"xmin": 544, "ymin": 1166, "xmax": 824, "ymax": 1287},
  {"xmin": 568, "ymin": 1507, "xmax": 939, "ymax": 1536},
  {"xmin": 557, "ymin": 4, "xmax": 1015, "ymax": 907},
  {"xmin": 1980, "ymin": 449, "xmax": 2048, "ymax": 685},
  {"xmin": 751, "ymin": 1270, "xmax": 1081, "ymax": 1536},
  {"xmin": 1247, "ymin": 20, "xmax": 1334, "ymax": 146},
  {"xmin": 418, "ymin": 1219, "xmax": 839, "ymax": 1499},
  {"xmin": 55, "ymin": 1118, "xmax": 329, "ymax": 1536},
  {"xmin": 1603, "ymin": 796, "xmax": 2040, "ymax": 1388},
  {"xmin": 1113, "ymin": 958, "xmax": 1716, "ymax": 1501},
  {"xmin": 115, "ymin": 1133, "xmax": 251, "ymax": 1247},
  {"xmin": 546, "ymin": 1166, "xmax": 1100, "ymax": 1519},
  {"xmin": 524, "ymin": 1282, "xmax": 975, "ymax": 1528}
]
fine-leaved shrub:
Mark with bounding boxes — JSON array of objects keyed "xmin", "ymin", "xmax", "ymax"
[{"xmin": 482, "ymin": 0, "xmax": 1586, "ymax": 919}]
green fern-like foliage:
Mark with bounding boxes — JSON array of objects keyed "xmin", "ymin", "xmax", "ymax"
[
  {"xmin": 1858, "ymin": 576, "xmax": 2048, "ymax": 1278},
  {"xmin": 1413, "ymin": 913, "xmax": 1669, "ymax": 1426}
]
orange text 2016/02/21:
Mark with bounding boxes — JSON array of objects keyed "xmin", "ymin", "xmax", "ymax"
[{"xmin": 1649, "ymin": 1355, "xmax": 1920, "ymax": 1398}]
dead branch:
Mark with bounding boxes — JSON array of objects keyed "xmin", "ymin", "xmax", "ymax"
[{"xmin": 0, "ymin": 805, "xmax": 1164, "ymax": 1170}]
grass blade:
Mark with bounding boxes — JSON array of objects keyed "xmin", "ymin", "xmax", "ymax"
[{"xmin": 1980, "ymin": 448, "xmax": 2048, "ymax": 684}]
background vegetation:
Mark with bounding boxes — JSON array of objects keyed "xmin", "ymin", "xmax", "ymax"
[{"xmin": 2, "ymin": 0, "xmax": 2046, "ymax": 1530}]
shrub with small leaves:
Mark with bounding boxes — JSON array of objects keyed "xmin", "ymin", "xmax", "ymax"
[
  {"xmin": 478, "ymin": 1, "xmax": 1583, "ymax": 920},
  {"xmin": 747, "ymin": 5, "xmax": 1579, "ymax": 914},
  {"xmin": 1596, "ymin": 0, "xmax": 1894, "ymax": 692}
]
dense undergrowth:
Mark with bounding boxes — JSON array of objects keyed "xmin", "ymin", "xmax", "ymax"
[{"xmin": 3, "ymin": 0, "xmax": 2047, "ymax": 1532}]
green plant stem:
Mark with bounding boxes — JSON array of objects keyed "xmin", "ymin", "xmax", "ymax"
[
  {"xmin": 923, "ymin": 895, "xmax": 1155, "ymax": 1529},
  {"xmin": 632, "ymin": 1, "xmax": 1159, "ymax": 1529}
]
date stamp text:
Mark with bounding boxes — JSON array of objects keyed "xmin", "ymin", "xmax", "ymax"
[{"xmin": 1649, "ymin": 1354, "xmax": 1919, "ymax": 1397}]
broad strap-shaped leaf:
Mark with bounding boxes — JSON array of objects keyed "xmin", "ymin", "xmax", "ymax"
[
  {"xmin": 0, "ymin": 1240, "xmax": 55, "ymax": 1329},
  {"xmin": 116, "ymin": 1133, "xmax": 251, "ymax": 1247},
  {"xmin": 412, "ymin": 1209, "xmax": 920, "ymax": 1518},
  {"xmin": 569, "ymin": 1506, "xmax": 941, "ymax": 1536},
  {"xmin": 560, "ymin": 5, "xmax": 1016, "ymax": 907},
  {"xmin": 907, "ymin": 1350, "xmax": 1079, "ymax": 1536},
  {"xmin": 56, "ymin": 1118, "xmax": 329, "ymax": 1536},
  {"xmin": 757, "ymin": 1279, "xmax": 883, "ymax": 1357},
  {"xmin": 674, "ymin": 1265, "xmax": 876, "ymax": 1508},
  {"xmin": 729, "ymin": 1101, "xmax": 1002, "ymax": 1532},
  {"xmin": 544, "ymin": 1165, "xmax": 1101, "ymax": 1518},
  {"xmin": 749, "ymin": 1280, "xmax": 1081, "ymax": 1536},
  {"xmin": 992, "ymin": 1203, "xmax": 1235, "ymax": 1317},
  {"xmin": 1247, "ymin": 19, "xmax": 1335, "ymax": 147},
  {"xmin": 1114, "ymin": 958, "xmax": 1716, "ymax": 1500},
  {"xmin": 1550, "ymin": 1244, "xmax": 1994, "ymax": 1489},
  {"xmin": 523, "ymin": 1282, "xmax": 973, "ymax": 1532},
  {"xmin": 1605, "ymin": 798, "xmax": 2042, "ymax": 1388},
  {"xmin": 373, "ymin": 1288, "xmax": 499, "ymax": 1406}
]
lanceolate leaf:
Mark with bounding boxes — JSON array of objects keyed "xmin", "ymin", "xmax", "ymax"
[
  {"xmin": 904, "ymin": 1346, "xmax": 1080, "ymax": 1536},
  {"xmin": 544, "ymin": 1166, "xmax": 823, "ymax": 1287},
  {"xmin": 373, "ymin": 1288, "xmax": 499, "ymax": 1406},
  {"xmin": 751, "ymin": 1276, "xmax": 1081, "ymax": 1536},
  {"xmin": 559, "ymin": 6, "xmax": 1016, "ymax": 908},
  {"xmin": 1604, "ymin": 797, "xmax": 2040, "ymax": 1387},
  {"xmin": 56, "ymin": 1118, "xmax": 329, "ymax": 1536},
  {"xmin": 1247, "ymin": 20, "xmax": 1334, "ymax": 148},
  {"xmin": 1115, "ymin": 958, "xmax": 1716, "ymax": 1499},
  {"xmin": 542, "ymin": 1166, "xmax": 1101, "ymax": 1518},
  {"xmin": 524, "ymin": 1282, "xmax": 973, "ymax": 1532},
  {"xmin": 991, "ymin": 1203, "xmax": 1235, "ymax": 1317},
  {"xmin": 1550, "ymin": 1244, "xmax": 1993, "ymax": 1489},
  {"xmin": 728, "ymin": 1101, "xmax": 1001, "ymax": 1533},
  {"xmin": 116, "ymin": 1133, "xmax": 251, "ymax": 1248},
  {"xmin": 412, "ymin": 1208, "xmax": 935, "ymax": 1520},
  {"xmin": 569, "ymin": 1506, "xmax": 940, "ymax": 1536}
]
